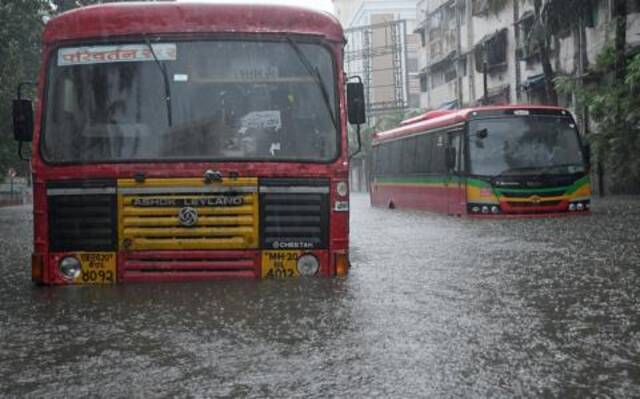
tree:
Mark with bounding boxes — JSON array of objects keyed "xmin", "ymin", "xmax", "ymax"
[
  {"xmin": 556, "ymin": 1, "xmax": 640, "ymax": 194},
  {"xmin": 0, "ymin": 0, "xmax": 50, "ymax": 178}
]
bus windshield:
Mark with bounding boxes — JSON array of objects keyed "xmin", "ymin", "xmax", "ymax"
[
  {"xmin": 42, "ymin": 40, "xmax": 337, "ymax": 163},
  {"xmin": 468, "ymin": 116, "xmax": 585, "ymax": 177}
]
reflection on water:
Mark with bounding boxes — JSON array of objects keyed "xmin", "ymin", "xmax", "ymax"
[{"xmin": 1, "ymin": 198, "xmax": 639, "ymax": 397}]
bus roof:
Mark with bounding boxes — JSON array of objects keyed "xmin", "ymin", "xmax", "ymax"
[
  {"xmin": 43, "ymin": 2, "xmax": 344, "ymax": 44},
  {"xmin": 372, "ymin": 105, "xmax": 572, "ymax": 145}
]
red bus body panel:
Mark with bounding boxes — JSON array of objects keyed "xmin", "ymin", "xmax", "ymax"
[
  {"xmin": 370, "ymin": 105, "xmax": 592, "ymax": 218},
  {"xmin": 31, "ymin": 3, "xmax": 349, "ymax": 284}
]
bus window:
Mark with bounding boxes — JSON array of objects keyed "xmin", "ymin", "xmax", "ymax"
[
  {"xmin": 401, "ymin": 137, "xmax": 416, "ymax": 174},
  {"xmin": 415, "ymin": 134, "xmax": 430, "ymax": 174},
  {"xmin": 430, "ymin": 133, "xmax": 447, "ymax": 174}
]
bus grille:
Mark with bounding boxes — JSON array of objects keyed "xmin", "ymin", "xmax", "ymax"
[
  {"xmin": 501, "ymin": 190, "xmax": 566, "ymax": 198},
  {"xmin": 121, "ymin": 251, "xmax": 259, "ymax": 281},
  {"xmin": 507, "ymin": 200, "xmax": 562, "ymax": 208},
  {"xmin": 120, "ymin": 191, "xmax": 258, "ymax": 251},
  {"xmin": 260, "ymin": 179, "xmax": 330, "ymax": 250},
  {"xmin": 48, "ymin": 194, "xmax": 117, "ymax": 252}
]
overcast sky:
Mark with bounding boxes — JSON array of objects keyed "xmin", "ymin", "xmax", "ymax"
[{"xmin": 177, "ymin": 0, "xmax": 335, "ymax": 14}]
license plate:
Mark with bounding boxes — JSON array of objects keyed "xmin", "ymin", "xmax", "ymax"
[
  {"xmin": 75, "ymin": 253, "xmax": 117, "ymax": 284},
  {"xmin": 262, "ymin": 251, "xmax": 301, "ymax": 278}
]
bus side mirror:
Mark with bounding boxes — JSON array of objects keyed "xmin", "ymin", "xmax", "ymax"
[
  {"xmin": 347, "ymin": 82, "xmax": 366, "ymax": 125},
  {"xmin": 446, "ymin": 147, "xmax": 456, "ymax": 171},
  {"xmin": 13, "ymin": 99, "xmax": 34, "ymax": 142}
]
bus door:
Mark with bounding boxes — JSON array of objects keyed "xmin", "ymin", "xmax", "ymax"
[{"xmin": 447, "ymin": 131, "xmax": 465, "ymax": 216}]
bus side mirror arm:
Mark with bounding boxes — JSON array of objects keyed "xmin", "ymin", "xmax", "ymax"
[{"xmin": 350, "ymin": 124, "xmax": 362, "ymax": 159}]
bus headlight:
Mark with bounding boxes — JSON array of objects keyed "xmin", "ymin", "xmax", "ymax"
[
  {"xmin": 336, "ymin": 181, "xmax": 348, "ymax": 197},
  {"xmin": 491, "ymin": 206, "xmax": 500, "ymax": 214},
  {"xmin": 481, "ymin": 206, "xmax": 490, "ymax": 214},
  {"xmin": 59, "ymin": 256, "xmax": 81, "ymax": 279},
  {"xmin": 576, "ymin": 202, "xmax": 585, "ymax": 211},
  {"xmin": 568, "ymin": 203, "xmax": 577, "ymax": 212},
  {"xmin": 297, "ymin": 254, "xmax": 319, "ymax": 276}
]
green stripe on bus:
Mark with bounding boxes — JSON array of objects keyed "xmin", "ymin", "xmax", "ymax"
[
  {"xmin": 374, "ymin": 176, "xmax": 450, "ymax": 186},
  {"xmin": 377, "ymin": 175, "xmax": 590, "ymax": 195}
]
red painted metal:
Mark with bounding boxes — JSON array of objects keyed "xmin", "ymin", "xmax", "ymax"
[
  {"xmin": 374, "ymin": 105, "xmax": 568, "ymax": 144},
  {"xmin": 31, "ymin": 3, "xmax": 349, "ymax": 284},
  {"xmin": 370, "ymin": 104, "xmax": 586, "ymax": 219},
  {"xmin": 44, "ymin": 3, "xmax": 344, "ymax": 44},
  {"xmin": 371, "ymin": 184, "xmax": 454, "ymax": 214},
  {"xmin": 120, "ymin": 250, "xmax": 261, "ymax": 282},
  {"xmin": 400, "ymin": 110, "xmax": 456, "ymax": 126}
]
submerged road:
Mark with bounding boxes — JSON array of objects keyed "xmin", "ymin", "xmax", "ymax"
[{"xmin": 1, "ymin": 195, "xmax": 639, "ymax": 397}]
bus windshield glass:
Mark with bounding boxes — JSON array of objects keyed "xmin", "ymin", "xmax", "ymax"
[
  {"xmin": 468, "ymin": 115, "xmax": 585, "ymax": 177},
  {"xmin": 42, "ymin": 40, "xmax": 337, "ymax": 163}
]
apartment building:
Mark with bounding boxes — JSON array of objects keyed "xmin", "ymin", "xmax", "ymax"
[
  {"xmin": 416, "ymin": 0, "xmax": 640, "ymax": 112},
  {"xmin": 334, "ymin": 0, "xmax": 421, "ymax": 115}
]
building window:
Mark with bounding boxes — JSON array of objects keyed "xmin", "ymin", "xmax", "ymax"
[
  {"xmin": 628, "ymin": 0, "xmax": 640, "ymax": 14},
  {"xmin": 444, "ymin": 66, "xmax": 457, "ymax": 83},
  {"xmin": 407, "ymin": 57, "xmax": 418, "ymax": 73},
  {"xmin": 420, "ymin": 75, "xmax": 428, "ymax": 92},
  {"xmin": 472, "ymin": 0, "xmax": 489, "ymax": 16},
  {"xmin": 474, "ymin": 29, "xmax": 508, "ymax": 72}
]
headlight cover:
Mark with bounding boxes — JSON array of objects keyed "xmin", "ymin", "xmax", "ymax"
[
  {"xmin": 59, "ymin": 256, "xmax": 81, "ymax": 280},
  {"xmin": 297, "ymin": 254, "xmax": 319, "ymax": 276}
]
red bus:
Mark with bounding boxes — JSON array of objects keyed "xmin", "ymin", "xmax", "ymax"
[
  {"xmin": 12, "ymin": 3, "xmax": 366, "ymax": 284},
  {"xmin": 370, "ymin": 106, "xmax": 592, "ymax": 217}
]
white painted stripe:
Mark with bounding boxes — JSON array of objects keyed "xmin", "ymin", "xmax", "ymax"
[
  {"xmin": 259, "ymin": 186, "xmax": 330, "ymax": 194},
  {"xmin": 47, "ymin": 187, "xmax": 116, "ymax": 196},
  {"xmin": 119, "ymin": 186, "xmax": 257, "ymax": 195}
]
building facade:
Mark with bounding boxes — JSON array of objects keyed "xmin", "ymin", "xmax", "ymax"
[
  {"xmin": 416, "ymin": 0, "xmax": 640, "ymax": 113},
  {"xmin": 334, "ymin": 0, "xmax": 421, "ymax": 115}
]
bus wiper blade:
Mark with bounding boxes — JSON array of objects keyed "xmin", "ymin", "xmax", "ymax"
[
  {"xmin": 286, "ymin": 35, "xmax": 338, "ymax": 131},
  {"xmin": 144, "ymin": 37, "xmax": 173, "ymax": 127}
]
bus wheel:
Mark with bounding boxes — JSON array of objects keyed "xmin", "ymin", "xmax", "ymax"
[{"xmin": 388, "ymin": 200, "xmax": 395, "ymax": 209}]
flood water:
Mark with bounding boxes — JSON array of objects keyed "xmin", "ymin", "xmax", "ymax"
[{"xmin": 1, "ymin": 195, "xmax": 639, "ymax": 397}]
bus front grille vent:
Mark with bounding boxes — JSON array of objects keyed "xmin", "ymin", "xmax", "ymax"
[
  {"xmin": 260, "ymin": 179, "xmax": 330, "ymax": 250},
  {"xmin": 120, "ymin": 192, "xmax": 258, "ymax": 250},
  {"xmin": 48, "ymin": 194, "xmax": 117, "ymax": 252}
]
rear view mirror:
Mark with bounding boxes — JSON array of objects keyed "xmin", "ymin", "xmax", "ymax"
[
  {"xmin": 347, "ymin": 81, "xmax": 366, "ymax": 125},
  {"xmin": 13, "ymin": 99, "xmax": 34, "ymax": 142}
]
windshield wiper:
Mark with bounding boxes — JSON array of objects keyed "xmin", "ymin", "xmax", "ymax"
[
  {"xmin": 286, "ymin": 35, "xmax": 338, "ymax": 131},
  {"xmin": 144, "ymin": 37, "xmax": 173, "ymax": 127}
]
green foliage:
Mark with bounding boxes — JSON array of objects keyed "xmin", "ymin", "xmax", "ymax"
[
  {"xmin": 0, "ymin": 0, "xmax": 49, "ymax": 178},
  {"xmin": 556, "ymin": 48, "xmax": 640, "ymax": 193},
  {"xmin": 0, "ymin": 0, "xmax": 158, "ymax": 178}
]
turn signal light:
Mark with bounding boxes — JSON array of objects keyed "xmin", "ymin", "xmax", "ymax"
[
  {"xmin": 335, "ymin": 252, "xmax": 349, "ymax": 276},
  {"xmin": 31, "ymin": 254, "xmax": 43, "ymax": 283}
]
